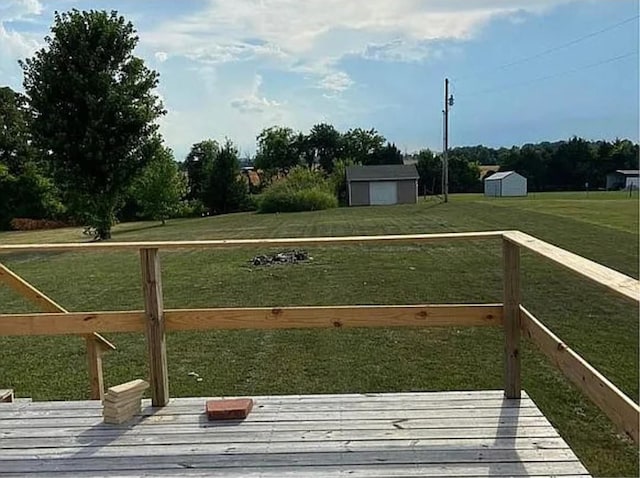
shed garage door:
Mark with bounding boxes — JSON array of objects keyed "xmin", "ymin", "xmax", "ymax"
[{"xmin": 369, "ymin": 181, "xmax": 397, "ymax": 205}]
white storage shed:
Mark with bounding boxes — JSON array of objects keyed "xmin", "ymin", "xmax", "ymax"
[{"xmin": 484, "ymin": 171, "xmax": 527, "ymax": 197}]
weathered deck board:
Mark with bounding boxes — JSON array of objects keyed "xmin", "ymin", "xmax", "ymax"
[
  {"xmin": 0, "ymin": 398, "xmax": 540, "ymax": 419},
  {"xmin": 0, "ymin": 391, "xmax": 590, "ymax": 477}
]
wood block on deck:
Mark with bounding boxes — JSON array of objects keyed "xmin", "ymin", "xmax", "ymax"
[
  {"xmin": 102, "ymin": 379, "xmax": 148, "ymax": 425},
  {"xmin": 206, "ymin": 398, "xmax": 253, "ymax": 420},
  {"xmin": 103, "ymin": 390, "xmax": 145, "ymax": 405},
  {"xmin": 106, "ymin": 379, "xmax": 149, "ymax": 399},
  {"xmin": 0, "ymin": 389, "xmax": 14, "ymax": 403},
  {"xmin": 103, "ymin": 403, "xmax": 141, "ymax": 419},
  {"xmin": 103, "ymin": 398, "xmax": 142, "ymax": 416}
]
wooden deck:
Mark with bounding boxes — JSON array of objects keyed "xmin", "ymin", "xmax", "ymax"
[{"xmin": 0, "ymin": 390, "xmax": 590, "ymax": 477}]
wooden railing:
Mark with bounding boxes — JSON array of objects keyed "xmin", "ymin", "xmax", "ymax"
[
  {"xmin": 0, "ymin": 231, "xmax": 638, "ymax": 443},
  {"xmin": 0, "ymin": 263, "xmax": 115, "ymax": 400}
]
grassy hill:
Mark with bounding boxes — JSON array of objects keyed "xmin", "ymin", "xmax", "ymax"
[{"xmin": 0, "ymin": 191, "xmax": 638, "ymax": 476}]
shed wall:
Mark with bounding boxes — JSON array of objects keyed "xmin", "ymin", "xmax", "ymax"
[
  {"xmin": 501, "ymin": 175, "xmax": 527, "ymax": 196},
  {"xmin": 484, "ymin": 180, "xmax": 501, "ymax": 197},
  {"xmin": 349, "ymin": 181, "xmax": 370, "ymax": 206},
  {"xmin": 397, "ymin": 180, "xmax": 417, "ymax": 204}
]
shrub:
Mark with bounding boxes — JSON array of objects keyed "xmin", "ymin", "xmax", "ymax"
[
  {"xmin": 243, "ymin": 194, "xmax": 260, "ymax": 212},
  {"xmin": 10, "ymin": 218, "xmax": 72, "ymax": 231},
  {"xmin": 174, "ymin": 199, "xmax": 208, "ymax": 218},
  {"xmin": 259, "ymin": 187, "xmax": 337, "ymax": 213},
  {"xmin": 329, "ymin": 158, "xmax": 355, "ymax": 206},
  {"xmin": 258, "ymin": 166, "xmax": 338, "ymax": 213}
]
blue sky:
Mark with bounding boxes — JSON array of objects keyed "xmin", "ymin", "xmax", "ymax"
[{"xmin": 0, "ymin": 0, "xmax": 638, "ymax": 159}]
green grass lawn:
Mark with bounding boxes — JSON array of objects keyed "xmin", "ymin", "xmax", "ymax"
[{"xmin": 0, "ymin": 191, "xmax": 638, "ymax": 476}]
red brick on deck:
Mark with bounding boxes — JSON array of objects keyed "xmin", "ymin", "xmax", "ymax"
[{"xmin": 206, "ymin": 398, "xmax": 253, "ymax": 420}]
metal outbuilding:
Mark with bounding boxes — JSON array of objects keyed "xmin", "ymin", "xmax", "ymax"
[
  {"xmin": 606, "ymin": 170, "xmax": 639, "ymax": 190},
  {"xmin": 484, "ymin": 171, "xmax": 527, "ymax": 197}
]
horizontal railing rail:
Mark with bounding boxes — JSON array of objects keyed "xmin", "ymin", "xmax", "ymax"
[
  {"xmin": 504, "ymin": 230, "xmax": 640, "ymax": 302},
  {"xmin": 0, "ymin": 231, "xmax": 506, "ymax": 252},
  {"xmin": 0, "ymin": 304, "xmax": 503, "ymax": 336},
  {"xmin": 0, "ymin": 230, "xmax": 638, "ymax": 443}
]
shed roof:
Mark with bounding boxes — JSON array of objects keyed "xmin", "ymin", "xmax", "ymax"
[
  {"xmin": 612, "ymin": 169, "xmax": 640, "ymax": 176},
  {"xmin": 484, "ymin": 171, "xmax": 521, "ymax": 181},
  {"xmin": 346, "ymin": 164, "xmax": 419, "ymax": 182}
]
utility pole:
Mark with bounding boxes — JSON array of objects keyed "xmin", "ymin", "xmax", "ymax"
[{"xmin": 442, "ymin": 78, "xmax": 452, "ymax": 203}]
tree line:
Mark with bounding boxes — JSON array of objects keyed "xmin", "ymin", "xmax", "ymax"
[
  {"xmin": 414, "ymin": 137, "xmax": 639, "ymax": 195},
  {"xmin": 1, "ymin": 9, "xmax": 637, "ymax": 238}
]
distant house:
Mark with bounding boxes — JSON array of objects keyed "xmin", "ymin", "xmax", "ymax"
[
  {"xmin": 484, "ymin": 171, "xmax": 527, "ymax": 197},
  {"xmin": 606, "ymin": 170, "xmax": 639, "ymax": 190},
  {"xmin": 346, "ymin": 165, "xmax": 419, "ymax": 206}
]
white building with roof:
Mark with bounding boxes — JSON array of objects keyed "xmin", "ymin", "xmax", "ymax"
[{"xmin": 484, "ymin": 171, "xmax": 527, "ymax": 197}]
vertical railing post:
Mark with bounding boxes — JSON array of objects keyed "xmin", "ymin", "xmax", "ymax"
[
  {"xmin": 503, "ymin": 238, "xmax": 521, "ymax": 399},
  {"xmin": 86, "ymin": 335, "xmax": 105, "ymax": 400},
  {"xmin": 140, "ymin": 248, "xmax": 169, "ymax": 406}
]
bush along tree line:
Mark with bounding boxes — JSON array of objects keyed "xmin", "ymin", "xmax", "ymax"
[{"xmin": 2, "ymin": 9, "xmax": 639, "ymax": 235}]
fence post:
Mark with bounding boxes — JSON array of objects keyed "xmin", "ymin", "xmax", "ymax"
[
  {"xmin": 85, "ymin": 335, "xmax": 105, "ymax": 400},
  {"xmin": 140, "ymin": 248, "xmax": 169, "ymax": 406},
  {"xmin": 503, "ymin": 238, "xmax": 521, "ymax": 399}
]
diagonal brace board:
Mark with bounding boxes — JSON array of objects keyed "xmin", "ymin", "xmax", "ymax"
[
  {"xmin": 0, "ymin": 262, "xmax": 114, "ymax": 400},
  {"xmin": 520, "ymin": 305, "xmax": 639, "ymax": 444},
  {"xmin": 0, "ymin": 262, "xmax": 114, "ymax": 349}
]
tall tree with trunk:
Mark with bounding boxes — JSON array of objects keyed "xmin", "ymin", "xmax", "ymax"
[
  {"xmin": 342, "ymin": 128, "xmax": 386, "ymax": 165},
  {"xmin": 204, "ymin": 139, "xmax": 247, "ymax": 214},
  {"xmin": 133, "ymin": 139, "xmax": 185, "ymax": 225},
  {"xmin": 254, "ymin": 126, "xmax": 299, "ymax": 179},
  {"xmin": 21, "ymin": 10, "xmax": 165, "ymax": 239},
  {"xmin": 416, "ymin": 149, "xmax": 441, "ymax": 195},
  {"xmin": 182, "ymin": 139, "xmax": 219, "ymax": 201},
  {"xmin": 308, "ymin": 123, "xmax": 342, "ymax": 173}
]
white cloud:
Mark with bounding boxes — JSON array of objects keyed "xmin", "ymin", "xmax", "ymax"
[
  {"xmin": 0, "ymin": 0, "xmax": 43, "ymax": 20},
  {"xmin": 230, "ymin": 74, "xmax": 281, "ymax": 113},
  {"xmin": 318, "ymin": 71, "xmax": 353, "ymax": 93},
  {"xmin": 143, "ymin": 0, "xmax": 578, "ymax": 92},
  {"xmin": 154, "ymin": 51, "xmax": 168, "ymax": 62},
  {"xmin": 0, "ymin": 0, "xmax": 44, "ymax": 86}
]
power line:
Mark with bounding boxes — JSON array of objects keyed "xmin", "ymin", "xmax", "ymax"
[
  {"xmin": 453, "ymin": 14, "xmax": 639, "ymax": 82},
  {"xmin": 457, "ymin": 50, "xmax": 637, "ymax": 97}
]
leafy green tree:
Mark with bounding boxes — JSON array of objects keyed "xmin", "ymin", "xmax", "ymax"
[
  {"xmin": 369, "ymin": 142, "xmax": 403, "ymax": 165},
  {"xmin": 204, "ymin": 139, "xmax": 247, "ymax": 214},
  {"xmin": 133, "ymin": 143, "xmax": 185, "ymax": 225},
  {"xmin": 0, "ymin": 87, "xmax": 33, "ymax": 173},
  {"xmin": 551, "ymin": 137, "xmax": 594, "ymax": 190},
  {"xmin": 308, "ymin": 123, "xmax": 342, "ymax": 173},
  {"xmin": 447, "ymin": 152, "xmax": 481, "ymax": 193},
  {"xmin": 416, "ymin": 149, "xmax": 441, "ymax": 195},
  {"xmin": 609, "ymin": 139, "xmax": 639, "ymax": 171},
  {"xmin": 21, "ymin": 10, "xmax": 165, "ymax": 239},
  {"xmin": 0, "ymin": 163, "xmax": 63, "ymax": 228},
  {"xmin": 293, "ymin": 132, "xmax": 315, "ymax": 169},
  {"xmin": 0, "ymin": 86, "xmax": 63, "ymax": 228},
  {"xmin": 182, "ymin": 140, "xmax": 218, "ymax": 201},
  {"xmin": 254, "ymin": 126, "xmax": 300, "ymax": 178},
  {"xmin": 342, "ymin": 128, "xmax": 386, "ymax": 165},
  {"xmin": 0, "ymin": 164, "xmax": 17, "ymax": 228}
]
